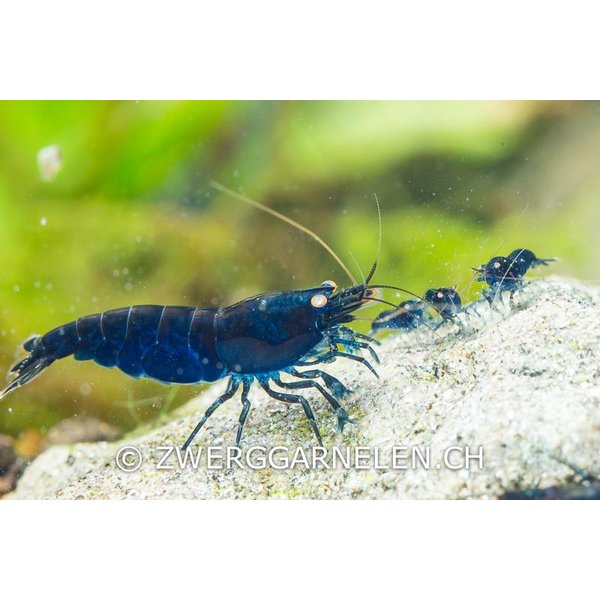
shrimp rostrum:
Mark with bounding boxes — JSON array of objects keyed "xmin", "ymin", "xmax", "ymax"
[{"xmin": 1, "ymin": 184, "xmax": 393, "ymax": 448}]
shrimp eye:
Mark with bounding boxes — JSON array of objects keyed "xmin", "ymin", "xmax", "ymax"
[
  {"xmin": 311, "ymin": 293, "xmax": 328, "ymax": 308},
  {"xmin": 320, "ymin": 280, "xmax": 337, "ymax": 290}
]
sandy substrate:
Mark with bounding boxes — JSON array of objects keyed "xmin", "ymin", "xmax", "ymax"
[{"xmin": 9, "ymin": 278, "xmax": 600, "ymax": 499}]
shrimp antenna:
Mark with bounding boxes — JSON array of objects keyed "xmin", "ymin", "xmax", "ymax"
[
  {"xmin": 368, "ymin": 284, "xmax": 424, "ymax": 301},
  {"xmin": 209, "ymin": 181, "xmax": 357, "ymax": 285},
  {"xmin": 368, "ymin": 284, "xmax": 447, "ymax": 318},
  {"xmin": 365, "ymin": 193, "xmax": 382, "ymax": 286},
  {"xmin": 362, "ymin": 297, "xmax": 402, "ymax": 310},
  {"xmin": 349, "ymin": 249, "xmax": 366, "ymax": 285}
]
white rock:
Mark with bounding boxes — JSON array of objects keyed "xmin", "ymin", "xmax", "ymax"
[{"xmin": 10, "ymin": 278, "xmax": 600, "ymax": 499}]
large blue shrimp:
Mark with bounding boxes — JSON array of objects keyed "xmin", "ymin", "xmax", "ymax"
[{"xmin": 1, "ymin": 183, "xmax": 401, "ymax": 448}]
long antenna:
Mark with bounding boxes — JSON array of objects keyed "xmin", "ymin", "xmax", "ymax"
[
  {"xmin": 365, "ymin": 193, "xmax": 382, "ymax": 285},
  {"xmin": 209, "ymin": 181, "xmax": 357, "ymax": 285},
  {"xmin": 349, "ymin": 249, "xmax": 366, "ymax": 285},
  {"xmin": 369, "ymin": 284, "xmax": 425, "ymax": 301}
]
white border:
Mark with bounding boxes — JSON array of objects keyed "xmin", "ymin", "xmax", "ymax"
[
  {"xmin": 1, "ymin": 1, "xmax": 597, "ymax": 593},
  {"xmin": 2, "ymin": 501, "xmax": 596, "ymax": 596},
  {"xmin": 1, "ymin": 1, "xmax": 599, "ymax": 99}
]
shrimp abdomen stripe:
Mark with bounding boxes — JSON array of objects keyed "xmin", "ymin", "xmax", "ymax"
[
  {"xmin": 141, "ymin": 306, "xmax": 207, "ymax": 383},
  {"xmin": 189, "ymin": 308, "xmax": 225, "ymax": 382},
  {"xmin": 74, "ymin": 314, "xmax": 103, "ymax": 359},
  {"xmin": 94, "ymin": 308, "xmax": 130, "ymax": 367},
  {"xmin": 116, "ymin": 305, "xmax": 164, "ymax": 377}
]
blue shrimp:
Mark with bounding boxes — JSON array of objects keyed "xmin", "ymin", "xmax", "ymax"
[
  {"xmin": 473, "ymin": 248, "xmax": 555, "ymax": 307},
  {"xmin": 1, "ymin": 184, "xmax": 399, "ymax": 448},
  {"xmin": 370, "ymin": 299, "xmax": 426, "ymax": 334}
]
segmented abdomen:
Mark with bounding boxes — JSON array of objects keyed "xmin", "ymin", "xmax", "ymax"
[{"xmin": 40, "ymin": 305, "xmax": 225, "ymax": 384}]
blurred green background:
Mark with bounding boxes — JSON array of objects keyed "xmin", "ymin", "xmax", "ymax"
[{"xmin": 1, "ymin": 100, "xmax": 599, "ymax": 441}]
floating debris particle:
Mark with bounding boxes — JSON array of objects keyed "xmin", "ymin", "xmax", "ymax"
[{"xmin": 37, "ymin": 144, "xmax": 62, "ymax": 181}]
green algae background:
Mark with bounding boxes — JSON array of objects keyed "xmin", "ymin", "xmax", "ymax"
[{"xmin": 1, "ymin": 100, "xmax": 599, "ymax": 437}]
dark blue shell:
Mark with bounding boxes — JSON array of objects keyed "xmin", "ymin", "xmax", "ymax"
[
  {"xmin": 215, "ymin": 290, "xmax": 324, "ymax": 374},
  {"xmin": 371, "ymin": 300, "xmax": 425, "ymax": 332},
  {"xmin": 424, "ymin": 287, "xmax": 462, "ymax": 319},
  {"xmin": 14, "ymin": 285, "xmax": 345, "ymax": 388},
  {"xmin": 506, "ymin": 248, "xmax": 554, "ymax": 277},
  {"xmin": 39, "ymin": 305, "xmax": 226, "ymax": 384},
  {"xmin": 477, "ymin": 249, "xmax": 554, "ymax": 294},
  {"xmin": 476, "ymin": 256, "xmax": 521, "ymax": 289}
]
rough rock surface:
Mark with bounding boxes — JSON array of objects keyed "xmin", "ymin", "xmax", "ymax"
[{"xmin": 8, "ymin": 278, "xmax": 600, "ymax": 499}]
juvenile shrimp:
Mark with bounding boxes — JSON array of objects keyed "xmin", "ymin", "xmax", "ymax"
[
  {"xmin": 370, "ymin": 299, "xmax": 426, "ymax": 334},
  {"xmin": 424, "ymin": 286, "xmax": 463, "ymax": 326},
  {"xmin": 472, "ymin": 248, "xmax": 556, "ymax": 307}
]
